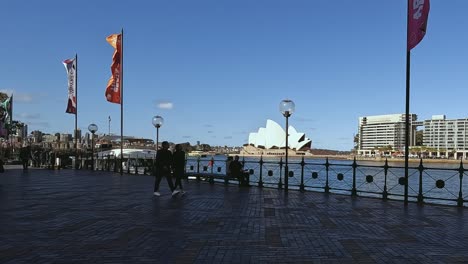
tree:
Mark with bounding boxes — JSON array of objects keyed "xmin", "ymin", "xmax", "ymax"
[
  {"xmin": 353, "ymin": 134, "xmax": 359, "ymax": 150},
  {"xmin": 415, "ymin": 130, "xmax": 423, "ymax": 146}
]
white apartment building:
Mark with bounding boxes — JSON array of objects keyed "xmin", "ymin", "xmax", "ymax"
[
  {"xmin": 423, "ymin": 115, "xmax": 468, "ymax": 159},
  {"xmin": 358, "ymin": 114, "xmax": 468, "ymax": 159},
  {"xmin": 358, "ymin": 114, "xmax": 417, "ymax": 155}
]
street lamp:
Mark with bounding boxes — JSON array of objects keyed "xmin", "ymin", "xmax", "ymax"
[
  {"xmin": 88, "ymin": 123, "xmax": 98, "ymax": 170},
  {"xmin": 152, "ymin": 115, "xmax": 164, "ymax": 150},
  {"xmin": 280, "ymin": 99, "xmax": 295, "ymax": 192}
]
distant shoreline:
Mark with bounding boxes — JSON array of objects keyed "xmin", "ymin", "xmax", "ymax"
[{"xmin": 231, "ymin": 153, "xmax": 465, "ymax": 164}]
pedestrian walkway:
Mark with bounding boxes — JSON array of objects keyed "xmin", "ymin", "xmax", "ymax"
[{"xmin": 0, "ymin": 166, "xmax": 467, "ymax": 263}]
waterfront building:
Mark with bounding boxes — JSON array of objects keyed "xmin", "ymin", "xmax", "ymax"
[
  {"xmin": 357, "ymin": 114, "xmax": 417, "ymax": 156},
  {"xmin": 31, "ymin": 130, "xmax": 43, "ymax": 143},
  {"xmin": 42, "ymin": 134, "xmax": 56, "ymax": 149},
  {"xmin": 423, "ymin": 115, "xmax": 468, "ymax": 159},
  {"xmin": 358, "ymin": 114, "xmax": 468, "ymax": 159},
  {"xmin": 59, "ymin": 133, "xmax": 72, "ymax": 149}
]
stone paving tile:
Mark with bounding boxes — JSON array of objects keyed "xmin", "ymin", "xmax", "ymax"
[{"xmin": 1, "ymin": 165, "xmax": 467, "ymax": 263}]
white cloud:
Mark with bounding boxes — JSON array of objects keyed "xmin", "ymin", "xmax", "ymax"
[
  {"xmin": 156, "ymin": 101, "xmax": 173, "ymax": 109},
  {"xmin": 26, "ymin": 122, "xmax": 50, "ymax": 128},
  {"xmin": 295, "ymin": 116, "xmax": 315, "ymax": 122},
  {"xmin": 18, "ymin": 113, "xmax": 41, "ymax": 119}
]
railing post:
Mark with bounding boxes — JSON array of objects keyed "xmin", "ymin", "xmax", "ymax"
[
  {"xmin": 184, "ymin": 155, "xmax": 188, "ymax": 182},
  {"xmin": 127, "ymin": 158, "xmax": 131, "ymax": 174},
  {"xmin": 224, "ymin": 156, "xmax": 229, "ymax": 185},
  {"xmin": 196, "ymin": 156, "xmax": 201, "ymax": 182},
  {"xmin": 351, "ymin": 157, "xmax": 357, "ymax": 196},
  {"xmin": 135, "ymin": 155, "xmax": 139, "ymax": 175},
  {"xmin": 95, "ymin": 153, "xmax": 98, "ymax": 170},
  {"xmin": 242, "ymin": 156, "xmax": 249, "ymax": 186},
  {"xmin": 114, "ymin": 155, "xmax": 118, "ymax": 172},
  {"xmin": 458, "ymin": 161, "xmax": 464, "ymax": 207},
  {"xmin": 258, "ymin": 156, "xmax": 264, "ymax": 188},
  {"xmin": 107, "ymin": 154, "xmax": 110, "ymax": 171},
  {"xmin": 325, "ymin": 157, "xmax": 330, "ymax": 193},
  {"xmin": 299, "ymin": 157, "xmax": 305, "ymax": 192},
  {"xmin": 278, "ymin": 157, "xmax": 283, "ymax": 189},
  {"xmin": 417, "ymin": 159, "xmax": 424, "ymax": 204},
  {"xmin": 383, "ymin": 159, "xmax": 388, "ymax": 200}
]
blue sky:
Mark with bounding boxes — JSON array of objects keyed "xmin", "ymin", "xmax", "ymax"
[{"xmin": 1, "ymin": 1, "xmax": 467, "ymax": 151}]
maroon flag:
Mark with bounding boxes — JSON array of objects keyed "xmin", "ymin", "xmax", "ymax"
[
  {"xmin": 63, "ymin": 58, "xmax": 77, "ymax": 114},
  {"xmin": 106, "ymin": 34, "xmax": 122, "ymax": 104},
  {"xmin": 407, "ymin": 0, "xmax": 430, "ymax": 51}
]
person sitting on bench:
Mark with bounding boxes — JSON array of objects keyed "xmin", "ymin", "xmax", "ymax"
[{"xmin": 229, "ymin": 155, "xmax": 248, "ymax": 186}]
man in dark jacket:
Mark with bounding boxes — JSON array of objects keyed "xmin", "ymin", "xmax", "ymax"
[
  {"xmin": 173, "ymin": 144, "xmax": 186, "ymax": 194},
  {"xmin": 153, "ymin": 141, "xmax": 179, "ymax": 196},
  {"xmin": 20, "ymin": 146, "xmax": 31, "ymax": 170}
]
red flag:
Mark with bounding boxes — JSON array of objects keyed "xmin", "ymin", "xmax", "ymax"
[
  {"xmin": 407, "ymin": 0, "xmax": 430, "ymax": 51},
  {"xmin": 106, "ymin": 34, "xmax": 122, "ymax": 104},
  {"xmin": 63, "ymin": 58, "xmax": 77, "ymax": 114}
]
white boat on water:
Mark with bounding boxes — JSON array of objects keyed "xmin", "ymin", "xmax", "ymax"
[
  {"xmin": 97, "ymin": 148, "xmax": 157, "ymax": 159},
  {"xmin": 96, "ymin": 148, "xmax": 157, "ymax": 174},
  {"xmin": 188, "ymin": 151, "xmax": 207, "ymax": 158}
]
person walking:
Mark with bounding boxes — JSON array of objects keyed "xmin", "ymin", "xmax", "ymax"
[
  {"xmin": 173, "ymin": 144, "xmax": 186, "ymax": 195},
  {"xmin": 20, "ymin": 145, "xmax": 31, "ymax": 170},
  {"xmin": 153, "ymin": 141, "xmax": 179, "ymax": 196}
]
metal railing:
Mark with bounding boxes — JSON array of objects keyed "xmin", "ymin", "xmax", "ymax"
[{"xmin": 77, "ymin": 153, "xmax": 467, "ymax": 207}]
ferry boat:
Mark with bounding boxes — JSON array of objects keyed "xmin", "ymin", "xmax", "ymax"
[{"xmin": 187, "ymin": 151, "xmax": 207, "ymax": 158}]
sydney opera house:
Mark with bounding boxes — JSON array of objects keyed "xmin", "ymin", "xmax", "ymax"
[{"xmin": 241, "ymin": 119, "xmax": 312, "ymax": 156}]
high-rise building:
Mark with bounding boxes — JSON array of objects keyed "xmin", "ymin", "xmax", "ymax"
[
  {"xmin": 74, "ymin": 128, "xmax": 82, "ymax": 143},
  {"xmin": 358, "ymin": 113, "xmax": 468, "ymax": 159},
  {"xmin": 31, "ymin": 130, "xmax": 43, "ymax": 143},
  {"xmin": 423, "ymin": 115, "xmax": 468, "ymax": 158},
  {"xmin": 358, "ymin": 114, "xmax": 417, "ymax": 155},
  {"xmin": 20, "ymin": 124, "xmax": 28, "ymax": 139}
]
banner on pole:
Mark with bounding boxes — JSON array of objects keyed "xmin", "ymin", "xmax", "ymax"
[
  {"xmin": 106, "ymin": 34, "xmax": 122, "ymax": 104},
  {"xmin": 408, "ymin": 0, "xmax": 430, "ymax": 51},
  {"xmin": 63, "ymin": 58, "xmax": 77, "ymax": 114}
]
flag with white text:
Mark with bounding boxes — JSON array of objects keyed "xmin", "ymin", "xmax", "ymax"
[
  {"xmin": 63, "ymin": 58, "xmax": 77, "ymax": 114},
  {"xmin": 407, "ymin": 0, "xmax": 430, "ymax": 51}
]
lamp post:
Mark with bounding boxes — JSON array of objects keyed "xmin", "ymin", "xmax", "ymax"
[
  {"xmin": 280, "ymin": 99, "xmax": 295, "ymax": 193},
  {"xmin": 152, "ymin": 115, "xmax": 164, "ymax": 151},
  {"xmin": 88, "ymin": 123, "xmax": 98, "ymax": 170}
]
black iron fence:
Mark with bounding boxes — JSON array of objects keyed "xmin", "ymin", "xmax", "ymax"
[{"xmin": 75, "ymin": 153, "xmax": 467, "ymax": 208}]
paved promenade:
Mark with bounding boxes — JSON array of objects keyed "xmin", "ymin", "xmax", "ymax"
[{"xmin": 1, "ymin": 166, "xmax": 467, "ymax": 263}]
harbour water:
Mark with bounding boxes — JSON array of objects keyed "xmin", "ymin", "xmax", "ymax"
[{"xmin": 186, "ymin": 155, "xmax": 468, "ymax": 207}]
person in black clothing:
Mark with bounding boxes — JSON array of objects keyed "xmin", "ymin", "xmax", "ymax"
[
  {"xmin": 20, "ymin": 146, "xmax": 31, "ymax": 170},
  {"xmin": 229, "ymin": 155, "xmax": 247, "ymax": 186},
  {"xmin": 173, "ymin": 144, "xmax": 186, "ymax": 194},
  {"xmin": 153, "ymin": 141, "xmax": 179, "ymax": 196}
]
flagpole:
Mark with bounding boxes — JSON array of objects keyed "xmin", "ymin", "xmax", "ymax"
[
  {"xmin": 120, "ymin": 28, "xmax": 124, "ymax": 175},
  {"xmin": 75, "ymin": 53, "xmax": 79, "ymax": 169},
  {"xmin": 404, "ymin": 0, "xmax": 411, "ymax": 206},
  {"xmin": 404, "ymin": 50, "xmax": 410, "ymax": 206}
]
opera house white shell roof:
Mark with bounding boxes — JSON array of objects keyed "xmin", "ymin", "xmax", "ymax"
[{"xmin": 248, "ymin": 119, "xmax": 312, "ymax": 150}]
